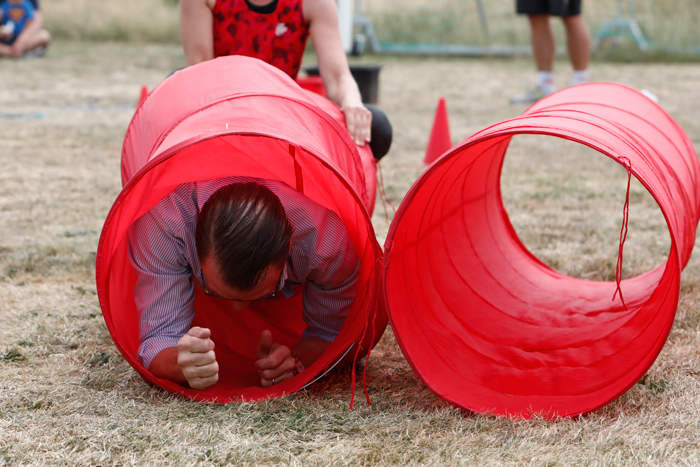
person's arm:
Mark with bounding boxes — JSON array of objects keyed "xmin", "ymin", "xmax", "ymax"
[
  {"xmin": 301, "ymin": 210, "xmax": 360, "ymax": 340},
  {"xmin": 179, "ymin": 0, "xmax": 215, "ymax": 66},
  {"xmin": 304, "ymin": 0, "xmax": 371, "ymax": 146},
  {"xmin": 253, "ymin": 204, "xmax": 360, "ymax": 387},
  {"xmin": 0, "ymin": 10, "xmax": 7, "ymax": 38},
  {"xmin": 128, "ymin": 197, "xmax": 220, "ymax": 389}
]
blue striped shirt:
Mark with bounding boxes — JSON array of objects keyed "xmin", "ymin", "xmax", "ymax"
[{"xmin": 127, "ymin": 177, "xmax": 360, "ymax": 369}]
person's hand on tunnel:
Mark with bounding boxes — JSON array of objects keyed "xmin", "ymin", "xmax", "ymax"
[
  {"xmin": 341, "ymin": 103, "xmax": 372, "ymax": 147},
  {"xmin": 255, "ymin": 330, "xmax": 297, "ymax": 388},
  {"xmin": 176, "ymin": 326, "xmax": 219, "ymax": 389}
]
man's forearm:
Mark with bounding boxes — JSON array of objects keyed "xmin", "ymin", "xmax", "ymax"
[
  {"xmin": 149, "ymin": 347, "xmax": 188, "ymax": 385},
  {"xmin": 292, "ymin": 336, "xmax": 331, "ymax": 369}
]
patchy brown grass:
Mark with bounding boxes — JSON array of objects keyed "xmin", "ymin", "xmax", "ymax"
[
  {"xmin": 2, "ymin": 41, "xmax": 700, "ymax": 465},
  {"xmin": 43, "ymin": 0, "xmax": 180, "ymax": 42}
]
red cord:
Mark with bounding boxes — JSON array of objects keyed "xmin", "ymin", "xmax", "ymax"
[
  {"xmin": 349, "ymin": 260, "xmax": 381, "ymax": 409},
  {"xmin": 612, "ymin": 158, "xmax": 631, "ymax": 310},
  {"xmin": 377, "ymin": 162, "xmax": 396, "ymax": 222}
]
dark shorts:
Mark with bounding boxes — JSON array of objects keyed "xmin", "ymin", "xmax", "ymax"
[{"xmin": 516, "ymin": 0, "xmax": 582, "ymax": 17}]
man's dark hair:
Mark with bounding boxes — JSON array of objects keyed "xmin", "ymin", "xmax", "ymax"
[{"xmin": 196, "ymin": 182, "xmax": 293, "ymax": 292}]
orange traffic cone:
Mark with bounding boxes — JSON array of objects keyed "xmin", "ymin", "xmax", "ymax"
[
  {"xmin": 137, "ymin": 85, "xmax": 148, "ymax": 107},
  {"xmin": 424, "ymin": 97, "xmax": 452, "ymax": 165}
]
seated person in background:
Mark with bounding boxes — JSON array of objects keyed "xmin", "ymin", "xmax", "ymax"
[
  {"xmin": 128, "ymin": 178, "xmax": 360, "ymax": 390},
  {"xmin": 0, "ymin": 0, "xmax": 50, "ymax": 58},
  {"xmin": 179, "ymin": 0, "xmax": 392, "ymax": 160}
]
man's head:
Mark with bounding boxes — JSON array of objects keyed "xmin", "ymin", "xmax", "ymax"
[{"xmin": 196, "ymin": 182, "xmax": 293, "ymax": 303}]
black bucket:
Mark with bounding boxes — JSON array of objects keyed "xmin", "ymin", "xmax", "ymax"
[{"xmin": 304, "ymin": 64, "xmax": 382, "ymax": 104}]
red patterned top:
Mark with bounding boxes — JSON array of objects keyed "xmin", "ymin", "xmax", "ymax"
[{"xmin": 212, "ymin": 0, "xmax": 310, "ymax": 79}]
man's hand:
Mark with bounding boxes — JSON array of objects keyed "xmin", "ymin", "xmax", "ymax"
[
  {"xmin": 341, "ymin": 103, "xmax": 372, "ymax": 147},
  {"xmin": 255, "ymin": 330, "xmax": 296, "ymax": 387},
  {"xmin": 176, "ymin": 327, "xmax": 219, "ymax": 389}
]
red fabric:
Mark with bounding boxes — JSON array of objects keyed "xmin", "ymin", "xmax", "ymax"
[
  {"xmin": 212, "ymin": 0, "xmax": 309, "ymax": 80},
  {"xmin": 97, "ymin": 56, "xmax": 384, "ymax": 402},
  {"xmin": 383, "ymin": 82, "xmax": 700, "ymax": 419}
]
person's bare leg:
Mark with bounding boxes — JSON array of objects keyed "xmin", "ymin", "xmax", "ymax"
[
  {"xmin": 22, "ymin": 29, "xmax": 51, "ymax": 53},
  {"xmin": 511, "ymin": 13, "xmax": 557, "ymax": 103},
  {"xmin": 563, "ymin": 14, "xmax": 590, "ymax": 74},
  {"xmin": 529, "ymin": 14, "xmax": 556, "ymax": 72},
  {"xmin": 0, "ymin": 43, "xmax": 12, "ymax": 57}
]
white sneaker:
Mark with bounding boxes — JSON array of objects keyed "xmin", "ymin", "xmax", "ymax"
[
  {"xmin": 22, "ymin": 45, "xmax": 47, "ymax": 59},
  {"xmin": 510, "ymin": 84, "xmax": 554, "ymax": 104}
]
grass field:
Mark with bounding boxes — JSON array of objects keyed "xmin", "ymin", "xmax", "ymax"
[
  {"xmin": 39, "ymin": 0, "xmax": 700, "ymax": 56},
  {"xmin": 2, "ymin": 39, "xmax": 700, "ymax": 465}
]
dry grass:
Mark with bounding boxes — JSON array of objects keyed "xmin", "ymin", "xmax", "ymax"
[
  {"xmin": 42, "ymin": 0, "xmax": 180, "ymax": 42},
  {"xmin": 2, "ymin": 41, "xmax": 700, "ymax": 465},
  {"xmin": 37, "ymin": 0, "xmax": 700, "ymax": 56},
  {"xmin": 363, "ymin": 0, "xmax": 700, "ymax": 54}
]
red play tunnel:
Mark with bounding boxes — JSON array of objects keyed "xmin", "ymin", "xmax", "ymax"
[
  {"xmin": 96, "ymin": 56, "xmax": 385, "ymax": 402},
  {"xmin": 383, "ymin": 82, "xmax": 700, "ymax": 419},
  {"xmin": 98, "ymin": 59, "xmax": 699, "ymax": 418}
]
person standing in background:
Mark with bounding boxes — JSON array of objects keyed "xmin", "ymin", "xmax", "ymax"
[{"xmin": 511, "ymin": 0, "xmax": 591, "ymax": 104}]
